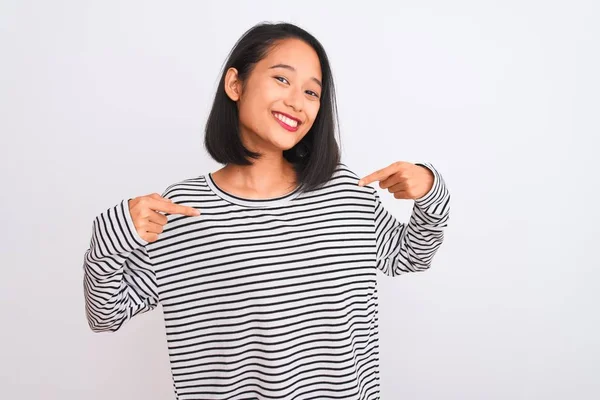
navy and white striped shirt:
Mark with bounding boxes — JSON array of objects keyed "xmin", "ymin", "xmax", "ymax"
[{"xmin": 82, "ymin": 162, "xmax": 450, "ymax": 400}]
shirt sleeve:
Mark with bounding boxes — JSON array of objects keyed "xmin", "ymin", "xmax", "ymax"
[
  {"xmin": 82, "ymin": 198, "xmax": 159, "ymax": 333},
  {"xmin": 374, "ymin": 162, "xmax": 450, "ymax": 276}
]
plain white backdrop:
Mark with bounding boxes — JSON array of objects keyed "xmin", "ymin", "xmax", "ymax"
[{"xmin": 1, "ymin": 1, "xmax": 599, "ymax": 399}]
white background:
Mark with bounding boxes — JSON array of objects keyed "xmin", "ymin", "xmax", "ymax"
[{"xmin": 1, "ymin": 1, "xmax": 599, "ymax": 399}]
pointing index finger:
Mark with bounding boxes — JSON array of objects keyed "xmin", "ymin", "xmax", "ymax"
[
  {"xmin": 358, "ymin": 168, "xmax": 388, "ymax": 187},
  {"xmin": 150, "ymin": 198, "xmax": 200, "ymax": 216},
  {"xmin": 358, "ymin": 162, "xmax": 405, "ymax": 187}
]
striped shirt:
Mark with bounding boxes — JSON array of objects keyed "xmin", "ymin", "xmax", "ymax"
[{"xmin": 82, "ymin": 162, "xmax": 450, "ymax": 400}]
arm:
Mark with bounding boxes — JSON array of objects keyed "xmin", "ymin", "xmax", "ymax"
[
  {"xmin": 82, "ymin": 199, "xmax": 159, "ymax": 333},
  {"xmin": 374, "ymin": 162, "xmax": 450, "ymax": 276}
]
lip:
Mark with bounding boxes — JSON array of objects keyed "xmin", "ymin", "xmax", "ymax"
[
  {"xmin": 272, "ymin": 111, "xmax": 302, "ymax": 132},
  {"xmin": 272, "ymin": 111, "xmax": 302, "ymax": 124}
]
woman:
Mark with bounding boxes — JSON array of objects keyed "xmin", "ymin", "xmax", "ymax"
[{"xmin": 83, "ymin": 21, "xmax": 450, "ymax": 400}]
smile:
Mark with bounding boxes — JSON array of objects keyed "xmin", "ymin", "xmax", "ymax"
[{"xmin": 272, "ymin": 112, "xmax": 300, "ymax": 132}]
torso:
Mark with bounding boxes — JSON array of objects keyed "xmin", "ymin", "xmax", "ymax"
[{"xmin": 145, "ymin": 163, "xmax": 383, "ymax": 399}]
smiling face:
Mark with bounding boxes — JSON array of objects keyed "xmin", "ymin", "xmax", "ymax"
[{"xmin": 224, "ymin": 38, "xmax": 323, "ymax": 155}]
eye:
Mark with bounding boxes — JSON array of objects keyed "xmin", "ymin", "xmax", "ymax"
[
  {"xmin": 274, "ymin": 76, "xmax": 289, "ymax": 84},
  {"xmin": 306, "ymin": 90, "xmax": 320, "ymax": 99}
]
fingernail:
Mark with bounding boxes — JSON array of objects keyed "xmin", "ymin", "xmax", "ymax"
[
  {"xmin": 194, "ymin": 209, "xmax": 200, "ymax": 215},
  {"xmin": 358, "ymin": 180, "xmax": 363, "ymax": 186}
]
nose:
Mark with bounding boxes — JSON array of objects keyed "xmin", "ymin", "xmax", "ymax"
[{"xmin": 283, "ymin": 86, "xmax": 303, "ymax": 112}]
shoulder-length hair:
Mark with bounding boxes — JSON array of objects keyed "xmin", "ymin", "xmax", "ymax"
[{"xmin": 204, "ymin": 22, "xmax": 342, "ymax": 193}]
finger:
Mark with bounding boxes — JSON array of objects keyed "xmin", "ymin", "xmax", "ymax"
[
  {"xmin": 358, "ymin": 163, "xmax": 401, "ymax": 187},
  {"xmin": 358, "ymin": 169, "xmax": 391, "ymax": 187},
  {"xmin": 145, "ymin": 232, "xmax": 159, "ymax": 243},
  {"xmin": 148, "ymin": 193, "xmax": 173, "ymax": 203},
  {"xmin": 144, "ymin": 221, "xmax": 165, "ymax": 235},
  {"xmin": 146, "ymin": 198, "xmax": 200, "ymax": 216},
  {"xmin": 387, "ymin": 181, "xmax": 408, "ymax": 193},
  {"xmin": 380, "ymin": 173, "xmax": 406, "ymax": 189},
  {"xmin": 147, "ymin": 210, "xmax": 168, "ymax": 225},
  {"xmin": 393, "ymin": 190, "xmax": 411, "ymax": 199}
]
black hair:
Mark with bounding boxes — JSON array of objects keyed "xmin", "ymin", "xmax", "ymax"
[{"xmin": 204, "ymin": 21, "xmax": 341, "ymax": 193}]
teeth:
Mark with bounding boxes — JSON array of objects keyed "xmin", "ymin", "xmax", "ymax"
[{"xmin": 274, "ymin": 113, "xmax": 298, "ymax": 128}]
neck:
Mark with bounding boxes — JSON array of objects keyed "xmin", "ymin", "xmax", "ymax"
[{"xmin": 219, "ymin": 154, "xmax": 298, "ymax": 198}]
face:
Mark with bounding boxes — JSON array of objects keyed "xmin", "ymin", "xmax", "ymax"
[{"xmin": 224, "ymin": 38, "xmax": 322, "ymax": 155}]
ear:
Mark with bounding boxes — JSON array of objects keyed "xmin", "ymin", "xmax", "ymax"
[{"xmin": 224, "ymin": 67, "xmax": 242, "ymax": 101}]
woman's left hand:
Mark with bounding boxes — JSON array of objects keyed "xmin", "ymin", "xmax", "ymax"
[{"xmin": 357, "ymin": 161, "xmax": 434, "ymax": 200}]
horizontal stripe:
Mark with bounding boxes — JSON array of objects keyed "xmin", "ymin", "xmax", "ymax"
[{"xmin": 82, "ymin": 162, "xmax": 450, "ymax": 399}]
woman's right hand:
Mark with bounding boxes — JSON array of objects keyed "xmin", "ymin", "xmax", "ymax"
[{"xmin": 128, "ymin": 193, "xmax": 200, "ymax": 243}]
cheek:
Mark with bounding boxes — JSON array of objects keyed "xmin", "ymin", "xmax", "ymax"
[
  {"xmin": 239, "ymin": 84, "xmax": 273, "ymax": 124},
  {"xmin": 238, "ymin": 97, "xmax": 265, "ymax": 130},
  {"xmin": 305, "ymin": 102, "xmax": 321, "ymax": 126}
]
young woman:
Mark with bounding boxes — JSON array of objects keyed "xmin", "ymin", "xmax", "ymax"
[{"xmin": 83, "ymin": 22, "xmax": 450, "ymax": 400}]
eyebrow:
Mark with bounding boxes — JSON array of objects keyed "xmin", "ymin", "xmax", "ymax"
[{"xmin": 268, "ymin": 63, "xmax": 322, "ymax": 88}]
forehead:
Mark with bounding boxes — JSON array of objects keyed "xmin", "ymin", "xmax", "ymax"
[{"xmin": 259, "ymin": 39, "xmax": 322, "ymax": 79}]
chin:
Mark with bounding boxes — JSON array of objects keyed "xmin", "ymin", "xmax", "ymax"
[
  {"xmin": 276, "ymin": 141, "xmax": 299, "ymax": 152},
  {"xmin": 266, "ymin": 133, "xmax": 300, "ymax": 151}
]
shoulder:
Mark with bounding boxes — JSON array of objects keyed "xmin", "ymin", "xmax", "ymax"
[
  {"xmin": 332, "ymin": 161, "xmax": 359, "ymax": 181},
  {"xmin": 159, "ymin": 174, "xmax": 210, "ymax": 200},
  {"xmin": 331, "ymin": 161, "xmax": 377, "ymax": 198}
]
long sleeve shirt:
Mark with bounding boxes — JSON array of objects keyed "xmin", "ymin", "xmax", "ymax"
[{"xmin": 82, "ymin": 162, "xmax": 450, "ymax": 400}]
